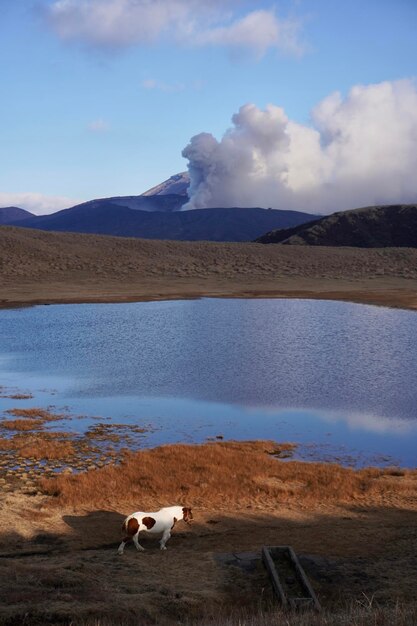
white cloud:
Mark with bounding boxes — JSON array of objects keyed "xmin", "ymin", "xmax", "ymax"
[
  {"xmin": 182, "ymin": 79, "xmax": 417, "ymax": 213},
  {"xmin": 197, "ymin": 9, "xmax": 304, "ymax": 58},
  {"xmin": 45, "ymin": 0, "xmax": 304, "ymax": 58},
  {"xmin": 88, "ymin": 118, "xmax": 110, "ymax": 132},
  {"xmin": 0, "ymin": 192, "xmax": 81, "ymax": 215}
]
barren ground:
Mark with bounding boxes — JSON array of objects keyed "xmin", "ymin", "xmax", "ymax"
[{"xmin": 1, "ymin": 226, "xmax": 417, "ymax": 310}]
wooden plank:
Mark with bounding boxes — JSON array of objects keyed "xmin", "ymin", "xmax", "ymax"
[
  {"xmin": 261, "ymin": 546, "xmax": 288, "ymax": 607},
  {"xmin": 262, "ymin": 546, "xmax": 321, "ymax": 612},
  {"xmin": 287, "ymin": 546, "xmax": 321, "ymax": 611}
]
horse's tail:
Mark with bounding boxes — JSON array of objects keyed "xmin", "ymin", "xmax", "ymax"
[{"xmin": 122, "ymin": 515, "xmax": 140, "ymax": 538}]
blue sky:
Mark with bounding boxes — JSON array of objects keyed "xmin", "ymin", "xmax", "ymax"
[{"xmin": 1, "ymin": 0, "xmax": 416, "ymax": 213}]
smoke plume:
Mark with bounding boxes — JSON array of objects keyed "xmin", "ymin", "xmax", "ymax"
[{"xmin": 182, "ymin": 79, "xmax": 417, "ymax": 214}]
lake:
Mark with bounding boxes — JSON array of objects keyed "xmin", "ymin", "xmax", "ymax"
[{"xmin": 1, "ymin": 298, "xmax": 416, "ymax": 467}]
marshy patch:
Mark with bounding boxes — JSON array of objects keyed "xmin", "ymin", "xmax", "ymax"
[
  {"xmin": 0, "ymin": 418, "xmax": 46, "ymax": 431},
  {"xmin": 0, "ymin": 405, "xmax": 153, "ymax": 481},
  {"xmin": 5, "ymin": 407, "xmax": 67, "ymax": 421},
  {"xmin": 84, "ymin": 422, "xmax": 150, "ymax": 444}
]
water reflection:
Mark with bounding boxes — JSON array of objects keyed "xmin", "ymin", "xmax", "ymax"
[{"xmin": 0, "ymin": 299, "xmax": 416, "ymax": 466}]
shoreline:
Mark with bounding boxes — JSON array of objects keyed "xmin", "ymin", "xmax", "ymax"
[{"xmin": 2, "ymin": 283, "xmax": 417, "ymax": 311}]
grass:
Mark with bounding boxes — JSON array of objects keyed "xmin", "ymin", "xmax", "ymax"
[
  {"xmin": 5, "ymin": 407, "xmax": 64, "ymax": 421},
  {"xmin": 1, "ymin": 596, "xmax": 415, "ymax": 626},
  {"xmin": 0, "ymin": 432, "xmax": 75, "ymax": 459},
  {"xmin": 38, "ymin": 440, "xmax": 417, "ymax": 510},
  {"xmin": 0, "ymin": 407, "xmax": 74, "ymax": 459},
  {"xmin": 184, "ymin": 601, "xmax": 417, "ymax": 626},
  {"xmin": 0, "ymin": 436, "xmax": 15, "ymax": 450},
  {"xmin": 18, "ymin": 436, "xmax": 75, "ymax": 460},
  {"xmin": 0, "ymin": 418, "xmax": 45, "ymax": 431}
]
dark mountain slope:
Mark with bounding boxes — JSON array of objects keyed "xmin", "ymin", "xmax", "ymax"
[
  {"xmin": 256, "ymin": 204, "xmax": 417, "ymax": 247},
  {"xmin": 10, "ymin": 204, "xmax": 316, "ymax": 242},
  {"xmin": 0, "ymin": 206, "xmax": 34, "ymax": 224}
]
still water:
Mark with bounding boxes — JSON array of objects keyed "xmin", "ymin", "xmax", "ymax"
[{"xmin": 0, "ymin": 299, "xmax": 416, "ymax": 467}]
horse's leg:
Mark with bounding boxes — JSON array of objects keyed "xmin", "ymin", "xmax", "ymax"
[
  {"xmin": 133, "ymin": 530, "xmax": 146, "ymax": 551},
  {"xmin": 117, "ymin": 538, "xmax": 128, "ymax": 555},
  {"xmin": 160, "ymin": 529, "xmax": 171, "ymax": 550}
]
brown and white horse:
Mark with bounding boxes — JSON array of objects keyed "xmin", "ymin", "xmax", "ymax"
[{"xmin": 118, "ymin": 505, "xmax": 193, "ymax": 554}]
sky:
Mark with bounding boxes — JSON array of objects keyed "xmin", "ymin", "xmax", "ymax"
[{"xmin": 0, "ymin": 0, "xmax": 416, "ymax": 214}]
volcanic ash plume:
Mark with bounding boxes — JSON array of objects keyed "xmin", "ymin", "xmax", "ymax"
[{"xmin": 182, "ymin": 79, "xmax": 417, "ymax": 214}]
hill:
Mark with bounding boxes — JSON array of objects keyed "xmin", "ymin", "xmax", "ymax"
[
  {"xmin": 0, "ymin": 206, "xmax": 34, "ymax": 224},
  {"xmin": 9, "ymin": 204, "xmax": 315, "ymax": 242},
  {"xmin": 1, "ymin": 225, "xmax": 417, "ymax": 311},
  {"xmin": 256, "ymin": 204, "xmax": 417, "ymax": 247}
]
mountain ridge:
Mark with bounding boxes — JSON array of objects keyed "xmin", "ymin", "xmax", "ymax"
[
  {"xmin": 256, "ymin": 204, "xmax": 417, "ymax": 247},
  {"xmin": 11, "ymin": 204, "xmax": 316, "ymax": 242}
]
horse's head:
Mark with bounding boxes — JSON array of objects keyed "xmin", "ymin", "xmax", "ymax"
[{"xmin": 182, "ymin": 507, "xmax": 193, "ymax": 525}]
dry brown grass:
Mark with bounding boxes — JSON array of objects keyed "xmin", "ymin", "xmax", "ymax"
[
  {"xmin": 5, "ymin": 407, "xmax": 64, "ymax": 421},
  {"xmin": 0, "ymin": 436, "xmax": 15, "ymax": 450},
  {"xmin": 18, "ymin": 437, "xmax": 75, "ymax": 460},
  {"xmin": 2, "ymin": 603, "xmax": 416, "ymax": 626},
  {"xmin": 185, "ymin": 602, "xmax": 417, "ymax": 626},
  {"xmin": 1, "ymin": 225, "xmax": 417, "ymax": 311},
  {"xmin": 38, "ymin": 441, "xmax": 417, "ymax": 510},
  {"xmin": 0, "ymin": 408, "xmax": 65, "ymax": 440},
  {"xmin": 2, "ymin": 225, "xmax": 417, "ymax": 283},
  {"xmin": 0, "ymin": 418, "xmax": 45, "ymax": 431},
  {"xmin": 0, "ymin": 431, "xmax": 75, "ymax": 459}
]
